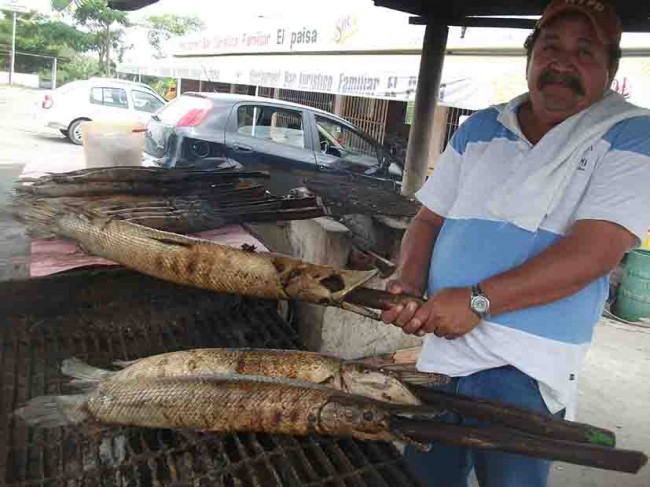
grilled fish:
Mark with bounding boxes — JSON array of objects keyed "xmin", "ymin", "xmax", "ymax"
[
  {"xmin": 15, "ymin": 201, "xmax": 376, "ymax": 306},
  {"xmin": 61, "ymin": 348, "xmax": 421, "ymax": 405},
  {"xmin": 15, "ymin": 374, "xmax": 436, "ymax": 445}
]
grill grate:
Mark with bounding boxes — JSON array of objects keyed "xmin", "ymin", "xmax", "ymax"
[{"xmin": 0, "ymin": 268, "xmax": 419, "ymax": 487}]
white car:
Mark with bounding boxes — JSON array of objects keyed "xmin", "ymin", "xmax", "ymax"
[{"xmin": 37, "ymin": 78, "xmax": 167, "ymax": 145}]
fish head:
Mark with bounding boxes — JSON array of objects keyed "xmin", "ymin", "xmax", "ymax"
[
  {"xmin": 318, "ymin": 395, "xmax": 391, "ymax": 437},
  {"xmin": 272, "ymin": 256, "xmax": 376, "ymax": 305},
  {"xmin": 341, "ymin": 362, "xmax": 421, "ymax": 405}
]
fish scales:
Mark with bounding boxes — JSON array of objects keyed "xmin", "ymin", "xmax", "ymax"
[
  {"xmin": 41, "ymin": 207, "xmax": 374, "ymax": 304},
  {"xmin": 110, "ymin": 349, "xmax": 340, "ymax": 385},
  {"xmin": 62, "ymin": 348, "xmax": 421, "ymax": 405},
  {"xmin": 87, "ymin": 376, "xmax": 334, "ymax": 435},
  {"xmin": 58, "ymin": 212, "xmax": 293, "ymax": 300}
]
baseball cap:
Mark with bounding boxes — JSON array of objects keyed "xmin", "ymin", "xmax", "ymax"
[{"xmin": 537, "ymin": 0, "xmax": 622, "ymax": 46}]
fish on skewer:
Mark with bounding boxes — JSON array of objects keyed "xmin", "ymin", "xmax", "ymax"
[
  {"xmin": 14, "ymin": 200, "xmax": 376, "ymax": 308},
  {"xmin": 14, "ymin": 374, "xmax": 438, "ymax": 446},
  {"xmin": 60, "ymin": 348, "xmax": 421, "ymax": 405},
  {"xmin": 14, "ymin": 374, "xmax": 648, "ymax": 473}
]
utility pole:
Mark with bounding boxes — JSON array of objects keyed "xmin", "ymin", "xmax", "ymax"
[
  {"xmin": 9, "ymin": 11, "xmax": 16, "ymax": 85},
  {"xmin": 52, "ymin": 57, "xmax": 57, "ymax": 89}
]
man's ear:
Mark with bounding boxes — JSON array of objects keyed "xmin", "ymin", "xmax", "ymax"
[{"xmin": 608, "ymin": 63, "xmax": 619, "ymax": 86}]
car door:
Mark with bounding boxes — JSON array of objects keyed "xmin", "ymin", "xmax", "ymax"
[
  {"xmin": 88, "ymin": 86, "xmax": 135, "ymax": 122},
  {"xmin": 130, "ymin": 89, "xmax": 166, "ymax": 125},
  {"xmin": 312, "ymin": 114, "xmax": 384, "ymax": 176},
  {"xmin": 225, "ymin": 103, "xmax": 318, "ymax": 195}
]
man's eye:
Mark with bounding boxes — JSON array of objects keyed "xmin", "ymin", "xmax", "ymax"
[{"xmin": 579, "ymin": 48, "xmax": 594, "ymax": 57}]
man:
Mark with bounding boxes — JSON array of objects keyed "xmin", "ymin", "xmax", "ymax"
[{"xmin": 382, "ymin": 1, "xmax": 650, "ymax": 486}]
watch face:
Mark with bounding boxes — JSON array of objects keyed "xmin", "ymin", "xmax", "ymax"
[{"xmin": 472, "ymin": 296, "xmax": 489, "ymax": 314}]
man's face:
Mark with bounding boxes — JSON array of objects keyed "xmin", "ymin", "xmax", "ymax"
[{"xmin": 526, "ymin": 13, "xmax": 614, "ymax": 120}]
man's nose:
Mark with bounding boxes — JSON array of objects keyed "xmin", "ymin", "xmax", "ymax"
[{"xmin": 548, "ymin": 49, "xmax": 577, "ymax": 72}]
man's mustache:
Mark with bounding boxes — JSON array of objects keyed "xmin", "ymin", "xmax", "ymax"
[{"xmin": 538, "ymin": 70, "xmax": 585, "ymax": 96}]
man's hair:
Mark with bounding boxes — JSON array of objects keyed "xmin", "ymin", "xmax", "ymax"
[{"xmin": 524, "ymin": 28, "xmax": 622, "ymax": 73}]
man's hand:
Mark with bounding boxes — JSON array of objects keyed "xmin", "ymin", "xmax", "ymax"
[
  {"xmin": 380, "ymin": 280, "xmax": 427, "ymax": 330},
  {"xmin": 416, "ymin": 288, "xmax": 482, "ymax": 339},
  {"xmin": 381, "ymin": 284, "xmax": 481, "ymax": 339}
]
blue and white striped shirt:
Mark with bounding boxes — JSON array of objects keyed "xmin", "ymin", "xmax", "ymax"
[{"xmin": 416, "ymin": 94, "xmax": 650, "ymax": 417}]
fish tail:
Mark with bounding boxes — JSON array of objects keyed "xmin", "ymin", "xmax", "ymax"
[
  {"xmin": 9, "ymin": 197, "xmax": 68, "ymax": 236},
  {"xmin": 14, "ymin": 395, "xmax": 88, "ymax": 428},
  {"xmin": 61, "ymin": 358, "xmax": 114, "ymax": 382}
]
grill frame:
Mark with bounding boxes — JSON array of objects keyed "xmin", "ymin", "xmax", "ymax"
[{"xmin": 0, "ymin": 268, "xmax": 419, "ymax": 487}]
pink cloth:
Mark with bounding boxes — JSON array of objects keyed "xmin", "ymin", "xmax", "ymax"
[{"xmin": 30, "ymin": 225, "xmax": 268, "ymax": 277}]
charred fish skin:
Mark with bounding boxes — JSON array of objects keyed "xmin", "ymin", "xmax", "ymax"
[
  {"xmin": 340, "ymin": 362, "xmax": 421, "ymax": 406},
  {"xmin": 316, "ymin": 394, "xmax": 395, "ymax": 442},
  {"xmin": 20, "ymin": 202, "xmax": 375, "ymax": 305},
  {"xmin": 76, "ymin": 375, "xmax": 401, "ymax": 442},
  {"xmin": 109, "ymin": 348, "xmax": 342, "ymax": 387},
  {"xmin": 62, "ymin": 348, "xmax": 421, "ymax": 405}
]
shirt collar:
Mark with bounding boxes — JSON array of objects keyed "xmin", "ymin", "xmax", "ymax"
[{"xmin": 495, "ymin": 92, "xmax": 530, "ymax": 141}]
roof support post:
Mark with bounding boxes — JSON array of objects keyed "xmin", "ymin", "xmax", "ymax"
[{"xmin": 401, "ymin": 22, "xmax": 449, "ymax": 197}]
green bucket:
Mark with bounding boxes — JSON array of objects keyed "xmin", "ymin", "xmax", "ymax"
[{"xmin": 615, "ymin": 249, "xmax": 650, "ymax": 322}]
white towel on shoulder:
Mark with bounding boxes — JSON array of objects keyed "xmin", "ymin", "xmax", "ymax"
[{"xmin": 487, "ymin": 90, "xmax": 650, "ymax": 232}]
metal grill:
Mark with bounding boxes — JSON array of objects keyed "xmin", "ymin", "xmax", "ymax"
[
  {"xmin": 0, "ymin": 268, "xmax": 419, "ymax": 487},
  {"xmin": 442, "ymin": 107, "xmax": 475, "ymax": 151},
  {"xmin": 340, "ymin": 97, "xmax": 389, "ymax": 144},
  {"xmin": 278, "ymin": 89, "xmax": 335, "ymax": 114}
]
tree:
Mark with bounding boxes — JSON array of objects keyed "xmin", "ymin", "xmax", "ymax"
[
  {"xmin": 0, "ymin": 11, "xmax": 93, "ymax": 75},
  {"xmin": 58, "ymin": 54, "xmax": 101, "ymax": 84},
  {"xmin": 73, "ymin": 0, "xmax": 129, "ymax": 76},
  {"xmin": 145, "ymin": 14, "xmax": 203, "ymax": 58}
]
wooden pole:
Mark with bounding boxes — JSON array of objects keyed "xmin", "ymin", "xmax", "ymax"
[{"xmin": 391, "ymin": 417, "xmax": 647, "ymax": 474}]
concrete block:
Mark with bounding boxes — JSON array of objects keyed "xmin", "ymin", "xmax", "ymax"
[{"xmin": 246, "ymin": 217, "xmax": 421, "ymax": 357}]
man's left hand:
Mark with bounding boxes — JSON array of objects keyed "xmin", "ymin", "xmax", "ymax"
[{"xmin": 406, "ymin": 287, "xmax": 482, "ymax": 339}]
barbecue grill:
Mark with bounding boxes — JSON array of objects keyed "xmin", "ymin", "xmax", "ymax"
[{"xmin": 0, "ymin": 268, "xmax": 419, "ymax": 486}]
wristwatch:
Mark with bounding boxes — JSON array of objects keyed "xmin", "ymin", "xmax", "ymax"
[{"xmin": 470, "ymin": 284, "xmax": 491, "ymax": 319}]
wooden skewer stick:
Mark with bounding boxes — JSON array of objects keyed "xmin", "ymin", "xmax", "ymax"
[
  {"xmin": 409, "ymin": 385, "xmax": 616, "ymax": 447},
  {"xmin": 391, "ymin": 416, "xmax": 647, "ymax": 474}
]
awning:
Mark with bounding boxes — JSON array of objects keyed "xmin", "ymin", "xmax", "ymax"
[{"xmin": 117, "ymin": 53, "xmax": 650, "ymax": 110}]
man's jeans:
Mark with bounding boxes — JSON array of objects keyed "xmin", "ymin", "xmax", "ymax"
[{"xmin": 404, "ymin": 366, "xmax": 564, "ymax": 487}]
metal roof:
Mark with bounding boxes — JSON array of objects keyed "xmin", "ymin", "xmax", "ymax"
[{"xmin": 108, "ymin": 0, "xmax": 650, "ymax": 32}]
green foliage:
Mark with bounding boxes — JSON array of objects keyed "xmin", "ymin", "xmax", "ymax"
[
  {"xmin": 58, "ymin": 54, "xmax": 101, "ymax": 84},
  {"xmin": 144, "ymin": 14, "xmax": 203, "ymax": 58},
  {"xmin": 149, "ymin": 77, "xmax": 173, "ymax": 99},
  {"xmin": 0, "ymin": 11, "xmax": 94, "ymax": 74},
  {"xmin": 72, "ymin": 0, "xmax": 129, "ymax": 76}
]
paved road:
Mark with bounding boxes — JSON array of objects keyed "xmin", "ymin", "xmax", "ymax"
[
  {"xmin": 0, "ymin": 86, "xmax": 86, "ymax": 281},
  {"xmin": 0, "ymin": 85, "xmax": 649, "ymax": 486},
  {"xmin": 0, "ymin": 85, "xmax": 86, "ymax": 176}
]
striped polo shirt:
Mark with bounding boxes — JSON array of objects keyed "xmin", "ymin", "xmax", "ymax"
[{"xmin": 415, "ymin": 93, "xmax": 650, "ymax": 418}]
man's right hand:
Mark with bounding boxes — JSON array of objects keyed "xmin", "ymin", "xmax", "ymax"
[{"xmin": 380, "ymin": 280, "xmax": 432, "ymax": 336}]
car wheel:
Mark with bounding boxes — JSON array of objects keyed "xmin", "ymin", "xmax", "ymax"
[
  {"xmin": 60, "ymin": 129, "xmax": 69, "ymax": 137},
  {"xmin": 67, "ymin": 119, "xmax": 88, "ymax": 145}
]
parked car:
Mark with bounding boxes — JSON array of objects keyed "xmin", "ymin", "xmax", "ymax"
[
  {"xmin": 37, "ymin": 78, "xmax": 167, "ymax": 145},
  {"xmin": 144, "ymin": 93, "xmax": 403, "ymax": 194}
]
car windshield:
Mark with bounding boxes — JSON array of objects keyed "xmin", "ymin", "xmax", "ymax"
[{"xmin": 315, "ymin": 116, "xmax": 380, "ymax": 169}]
